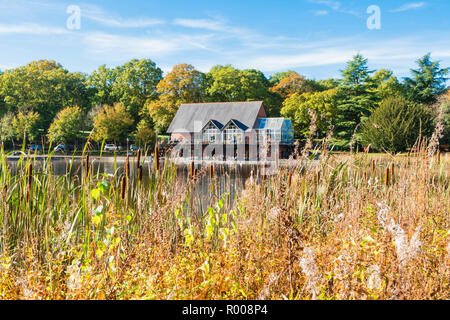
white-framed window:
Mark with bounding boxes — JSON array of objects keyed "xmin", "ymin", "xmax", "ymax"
[
  {"xmin": 223, "ymin": 122, "xmax": 243, "ymax": 144},
  {"xmin": 202, "ymin": 122, "xmax": 221, "ymax": 143}
]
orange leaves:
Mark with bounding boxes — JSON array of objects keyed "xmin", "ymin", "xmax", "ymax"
[{"xmin": 269, "ymin": 72, "xmax": 309, "ymax": 99}]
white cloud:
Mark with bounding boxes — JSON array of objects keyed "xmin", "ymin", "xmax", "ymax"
[
  {"xmin": 82, "ymin": 32, "xmax": 217, "ymax": 61},
  {"xmin": 0, "ymin": 23, "xmax": 68, "ymax": 35},
  {"xmin": 308, "ymin": 0, "xmax": 361, "ymax": 17},
  {"xmin": 82, "ymin": 5, "xmax": 165, "ymax": 28},
  {"xmin": 309, "ymin": 0, "xmax": 341, "ymax": 11},
  {"xmin": 390, "ymin": 2, "xmax": 427, "ymax": 13},
  {"xmin": 313, "ymin": 10, "xmax": 329, "ymax": 16},
  {"xmin": 173, "ymin": 18, "xmax": 225, "ymax": 31}
]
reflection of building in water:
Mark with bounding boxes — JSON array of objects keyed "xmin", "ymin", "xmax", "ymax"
[{"xmin": 167, "ymin": 101, "xmax": 294, "ymax": 160}]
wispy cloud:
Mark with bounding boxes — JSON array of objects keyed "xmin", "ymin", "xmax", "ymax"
[
  {"xmin": 82, "ymin": 5, "xmax": 165, "ymax": 28},
  {"xmin": 313, "ymin": 10, "xmax": 329, "ymax": 16},
  {"xmin": 390, "ymin": 2, "xmax": 427, "ymax": 13},
  {"xmin": 173, "ymin": 18, "xmax": 224, "ymax": 31},
  {"xmin": 309, "ymin": 0, "xmax": 341, "ymax": 11},
  {"xmin": 0, "ymin": 23, "xmax": 68, "ymax": 35},
  {"xmin": 308, "ymin": 0, "xmax": 361, "ymax": 17},
  {"xmin": 82, "ymin": 31, "xmax": 216, "ymax": 61}
]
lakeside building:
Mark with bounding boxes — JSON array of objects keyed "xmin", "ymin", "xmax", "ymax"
[{"xmin": 167, "ymin": 101, "xmax": 294, "ymax": 160}]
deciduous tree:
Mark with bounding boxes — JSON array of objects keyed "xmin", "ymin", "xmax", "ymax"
[
  {"xmin": 92, "ymin": 104, "xmax": 134, "ymax": 143},
  {"xmin": 147, "ymin": 64, "xmax": 205, "ymax": 133},
  {"xmin": 47, "ymin": 106, "xmax": 83, "ymax": 144}
]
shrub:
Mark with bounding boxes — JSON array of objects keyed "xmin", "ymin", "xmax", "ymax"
[{"xmin": 361, "ymin": 97, "xmax": 433, "ymax": 152}]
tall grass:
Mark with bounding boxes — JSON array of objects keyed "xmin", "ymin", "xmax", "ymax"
[{"xmin": 0, "ymin": 142, "xmax": 448, "ymax": 300}]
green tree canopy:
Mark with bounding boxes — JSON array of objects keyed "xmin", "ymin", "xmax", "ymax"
[
  {"xmin": 12, "ymin": 110, "xmax": 40, "ymax": 143},
  {"xmin": 111, "ymin": 59, "xmax": 163, "ymax": 122},
  {"xmin": 360, "ymin": 97, "xmax": 433, "ymax": 153},
  {"xmin": 147, "ymin": 63, "xmax": 205, "ymax": 134},
  {"xmin": 334, "ymin": 54, "xmax": 378, "ymax": 148},
  {"xmin": 92, "ymin": 104, "xmax": 134, "ymax": 143},
  {"xmin": 404, "ymin": 53, "xmax": 449, "ymax": 104},
  {"xmin": 281, "ymin": 89, "xmax": 339, "ymax": 139},
  {"xmin": 0, "ymin": 112, "xmax": 15, "ymax": 146},
  {"xmin": 85, "ymin": 64, "xmax": 117, "ymax": 107},
  {"xmin": 47, "ymin": 106, "xmax": 83, "ymax": 144},
  {"xmin": 0, "ymin": 60, "xmax": 89, "ymax": 131},
  {"xmin": 206, "ymin": 65, "xmax": 280, "ymax": 115}
]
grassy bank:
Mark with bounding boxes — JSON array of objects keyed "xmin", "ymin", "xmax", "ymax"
[{"xmin": 0, "ymin": 146, "xmax": 448, "ymax": 300}]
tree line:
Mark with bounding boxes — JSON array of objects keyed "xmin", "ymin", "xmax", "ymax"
[{"xmin": 0, "ymin": 53, "xmax": 448, "ymax": 152}]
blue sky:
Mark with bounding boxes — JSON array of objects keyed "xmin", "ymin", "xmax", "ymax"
[{"xmin": 0, "ymin": 0, "xmax": 449, "ymax": 80}]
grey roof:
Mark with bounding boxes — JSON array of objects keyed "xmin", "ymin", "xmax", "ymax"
[{"xmin": 167, "ymin": 101, "xmax": 264, "ymax": 133}]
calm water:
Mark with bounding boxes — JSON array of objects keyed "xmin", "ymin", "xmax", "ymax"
[{"xmin": 5, "ymin": 156, "xmax": 275, "ymax": 211}]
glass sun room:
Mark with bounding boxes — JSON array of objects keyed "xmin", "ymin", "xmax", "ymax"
[{"xmin": 255, "ymin": 118, "xmax": 294, "ymax": 144}]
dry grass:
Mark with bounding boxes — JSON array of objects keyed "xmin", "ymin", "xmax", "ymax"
[{"xmin": 0, "ymin": 145, "xmax": 448, "ymax": 300}]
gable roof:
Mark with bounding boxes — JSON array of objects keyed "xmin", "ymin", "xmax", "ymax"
[
  {"xmin": 201, "ymin": 119, "xmax": 224, "ymax": 131},
  {"xmin": 223, "ymin": 119, "xmax": 249, "ymax": 131},
  {"xmin": 167, "ymin": 101, "xmax": 265, "ymax": 133}
]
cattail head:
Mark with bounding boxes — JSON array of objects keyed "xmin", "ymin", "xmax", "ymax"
[
  {"xmin": 120, "ymin": 176, "xmax": 126, "ymax": 200},
  {"xmin": 154, "ymin": 143, "xmax": 160, "ymax": 171},
  {"xmin": 209, "ymin": 164, "xmax": 214, "ymax": 180},
  {"xmin": 85, "ymin": 154, "xmax": 90, "ymax": 180},
  {"xmin": 27, "ymin": 163, "xmax": 33, "ymax": 186},
  {"xmin": 125, "ymin": 155, "xmax": 130, "ymax": 177},
  {"xmin": 385, "ymin": 167, "xmax": 390, "ymax": 187},
  {"xmin": 371, "ymin": 159, "xmax": 375, "ymax": 175},
  {"xmin": 288, "ymin": 171, "xmax": 293, "ymax": 188},
  {"xmin": 138, "ymin": 165, "xmax": 143, "ymax": 183},
  {"xmin": 190, "ymin": 161, "xmax": 195, "ymax": 178},
  {"xmin": 390, "ymin": 163, "xmax": 395, "ymax": 185},
  {"xmin": 136, "ymin": 149, "xmax": 141, "ymax": 167}
]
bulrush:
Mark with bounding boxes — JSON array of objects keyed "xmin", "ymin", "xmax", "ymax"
[
  {"xmin": 154, "ymin": 144, "xmax": 160, "ymax": 171},
  {"xmin": 137, "ymin": 165, "xmax": 143, "ymax": 183},
  {"xmin": 85, "ymin": 154, "xmax": 90, "ymax": 178},
  {"xmin": 26, "ymin": 163, "xmax": 33, "ymax": 202},
  {"xmin": 209, "ymin": 164, "xmax": 214, "ymax": 180},
  {"xmin": 136, "ymin": 149, "xmax": 141, "ymax": 168},
  {"xmin": 120, "ymin": 175, "xmax": 126, "ymax": 200},
  {"xmin": 287, "ymin": 171, "xmax": 293, "ymax": 188},
  {"xmin": 371, "ymin": 160, "xmax": 375, "ymax": 175},
  {"xmin": 125, "ymin": 155, "xmax": 130, "ymax": 177},
  {"xmin": 385, "ymin": 167, "xmax": 390, "ymax": 187},
  {"xmin": 190, "ymin": 161, "xmax": 195, "ymax": 179},
  {"xmin": 390, "ymin": 163, "xmax": 395, "ymax": 185}
]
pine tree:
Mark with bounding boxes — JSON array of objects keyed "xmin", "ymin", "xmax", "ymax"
[{"xmin": 404, "ymin": 53, "xmax": 449, "ymax": 105}]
